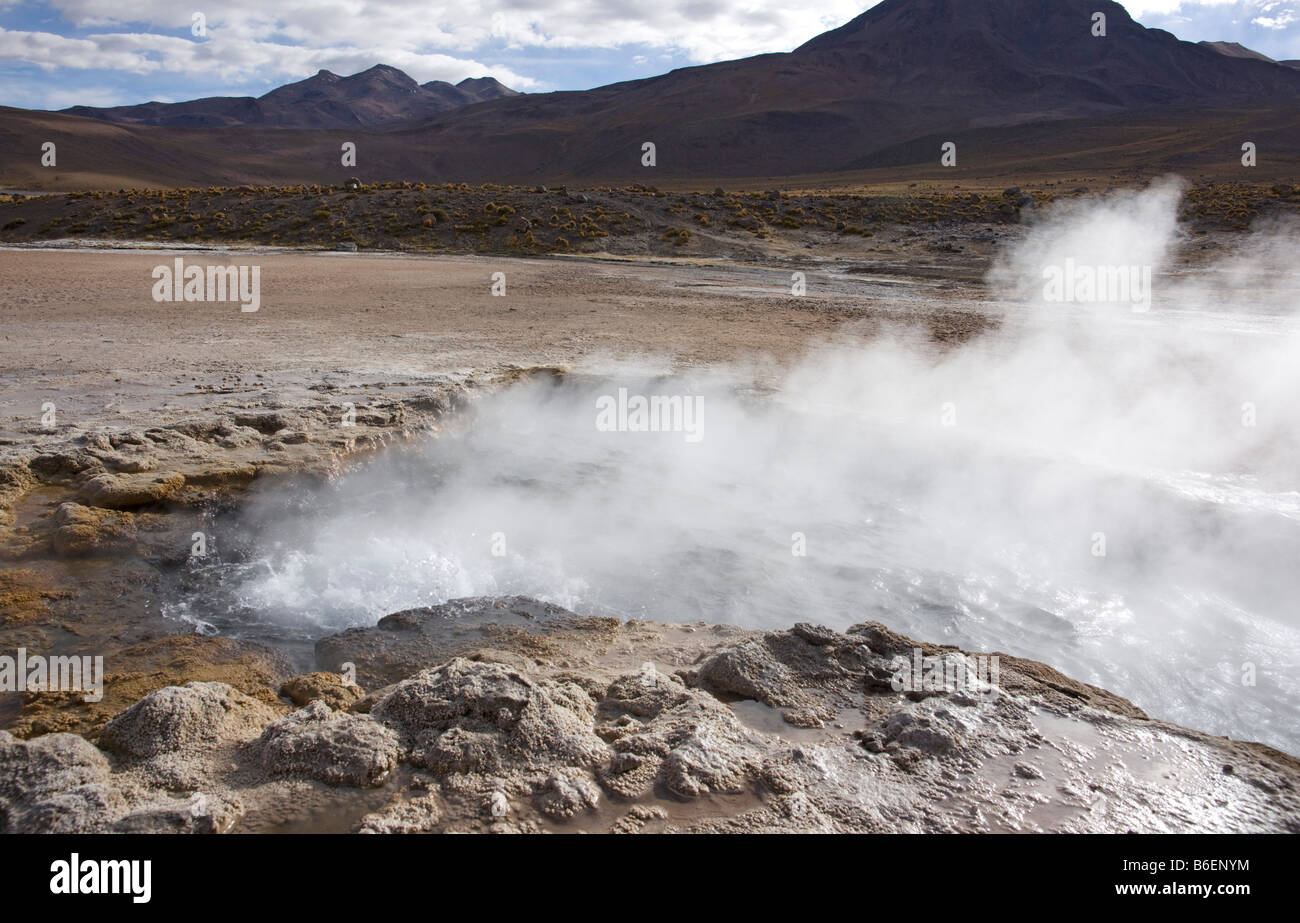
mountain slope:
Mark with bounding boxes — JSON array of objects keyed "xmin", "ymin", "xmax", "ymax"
[
  {"xmin": 799, "ymin": 0, "xmax": 1300, "ymax": 104},
  {"xmin": 388, "ymin": 0, "xmax": 1300, "ymax": 180},
  {"xmin": 10, "ymin": 0, "xmax": 1300, "ymax": 189},
  {"xmin": 60, "ymin": 66, "xmax": 518, "ymax": 129},
  {"xmin": 1199, "ymin": 41, "xmax": 1277, "ymax": 64}
]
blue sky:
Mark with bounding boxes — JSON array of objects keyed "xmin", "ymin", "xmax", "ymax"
[{"xmin": 1, "ymin": 1, "xmax": 1298, "ymax": 110}]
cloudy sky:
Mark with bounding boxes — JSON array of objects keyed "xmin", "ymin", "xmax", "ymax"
[{"xmin": 1, "ymin": 0, "xmax": 1298, "ymax": 110}]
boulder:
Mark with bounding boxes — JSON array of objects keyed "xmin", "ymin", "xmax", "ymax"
[
  {"xmin": 280, "ymin": 672, "xmax": 365, "ymax": 711},
  {"xmin": 76, "ymin": 471, "xmax": 185, "ymax": 509},
  {"xmin": 257, "ymin": 700, "xmax": 400, "ymax": 787},
  {"xmin": 372, "ymin": 657, "xmax": 608, "ymax": 774},
  {"xmin": 0, "ymin": 730, "xmax": 118, "ymax": 833},
  {"xmin": 97, "ymin": 682, "xmax": 278, "ymax": 758}
]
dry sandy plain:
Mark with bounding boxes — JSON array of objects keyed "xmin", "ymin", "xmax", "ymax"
[{"xmin": 0, "ymin": 246, "xmax": 991, "ymax": 442}]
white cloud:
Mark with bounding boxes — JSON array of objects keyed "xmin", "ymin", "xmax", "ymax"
[
  {"xmin": 1135, "ymin": 0, "xmax": 1300, "ymax": 58},
  {"xmin": 1253, "ymin": 11, "xmax": 1297, "ymax": 28},
  {"xmin": 0, "ymin": 24, "xmax": 541, "ymax": 89},
  {"xmin": 1123, "ymin": 0, "xmax": 1236, "ymax": 12},
  {"xmin": 15, "ymin": 0, "xmax": 877, "ymax": 71}
]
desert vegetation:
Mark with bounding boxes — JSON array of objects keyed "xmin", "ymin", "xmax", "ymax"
[{"xmin": 3, "ymin": 180, "xmax": 1292, "ymax": 257}]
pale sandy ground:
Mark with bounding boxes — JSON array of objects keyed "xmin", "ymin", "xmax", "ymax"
[{"xmin": 0, "ymin": 247, "xmax": 988, "ymax": 442}]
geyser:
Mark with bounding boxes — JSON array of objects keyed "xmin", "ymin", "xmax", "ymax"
[{"xmin": 166, "ymin": 182, "xmax": 1300, "ymax": 755}]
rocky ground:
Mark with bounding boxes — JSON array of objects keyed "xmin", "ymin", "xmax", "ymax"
[
  {"xmin": 0, "ymin": 365, "xmax": 499, "ymax": 717},
  {"xmin": 2, "ymin": 596, "xmax": 1296, "ymax": 834}
]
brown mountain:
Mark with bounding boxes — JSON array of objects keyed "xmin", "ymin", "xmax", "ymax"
[
  {"xmin": 60, "ymin": 65, "xmax": 518, "ymax": 129},
  {"xmin": 395, "ymin": 0, "xmax": 1300, "ymax": 180},
  {"xmin": 7, "ymin": 0, "xmax": 1300, "ymax": 190}
]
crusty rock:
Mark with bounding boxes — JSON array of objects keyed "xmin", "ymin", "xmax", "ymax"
[
  {"xmin": 535, "ymin": 769, "xmax": 600, "ymax": 819},
  {"xmin": 257, "ymin": 700, "xmax": 400, "ymax": 787},
  {"xmin": 597, "ymin": 669, "xmax": 768, "ymax": 800},
  {"xmin": 0, "ymin": 729, "xmax": 109, "ymax": 799},
  {"xmin": 50, "ymin": 502, "xmax": 137, "ymax": 555},
  {"xmin": 76, "ymin": 471, "xmax": 185, "ymax": 509},
  {"xmin": 8, "ymin": 634, "xmax": 293, "ymax": 741},
  {"xmin": 610, "ymin": 804, "xmax": 669, "ymax": 833},
  {"xmin": 28, "ymin": 450, "xmax": 100, "ymax": 479},
  {"xmin": 97, "ymin": 681, "xmax": 278, "ymax": 758},
  {"xmin": 372, "ymin": 657, "xmax": 609, "ymax": 775},
  {"xmin": 280, "ymin": 672, "xmax": 365, "ymax": 711},
  {"xmin": 0, "ymin": 730, "xmax": 119, "ymax": 833},
  {"xmin": 111, "ymin": 792, "xmax": 244, "ymax": 834},
  {"xmin": 693, "ymin": 624, "xmax": 864, "ymax": 710},
  {"xmin": 315, "ymin": 595, "xmax": 616, "ymax": 687},
  {"xmin": 602, "ymin": 665, "xmax": 692, "ymax": 717},
  {"xmin": 660, "ymin": 733, "xmax": 753, "ymax": 798},
  {"xmin": 7, "ymin": 783, "xmax": 119, "ymax": 834},
  {"xmin": 356, "ymin": 793, "xmax": 443, "ymax": 833},
  {"xmin": 231, "ymin": 411, "xmax": 290, "ymax": 435},
  {"xmin": 878, "ymin": 708, "xmax": 960, "ymax": 755}
]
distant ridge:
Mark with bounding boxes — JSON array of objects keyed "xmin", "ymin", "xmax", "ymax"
[{"xmin": 60, "ymin": 65, "xmax": 519, "ymax": 129}]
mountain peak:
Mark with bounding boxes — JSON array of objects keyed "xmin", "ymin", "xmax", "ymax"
[
  {"xmin": 797, "ymin": 0, "xmax": 1139, "ymax": 52},
  {"xmin": 358, "ymin": 63, "xmax": 412, "ymax": 77},
  {"xmin": 62, "ymin": 64, "xmax": 519, "ymax": 129},
  {"xmin": 349, "ymin": 64, "xmax": 420, "ymax": 89},
  {"xmin": 454, "ymin": 76, "xmax": 521, "ymax": 99}
]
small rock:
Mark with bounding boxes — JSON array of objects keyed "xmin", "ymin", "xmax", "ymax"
[
  {"xmin": 76, "ymin": 471, "xmax": 185, "ymax": 510},
  {"xmin": 356, "ymin": 793, "xmax": 443, "ymax": 834},
  {"xmin": 50, "ymin": 502, "xmax": 137, "ymax": 556},
  {"xmin": 0, "ymin": 730, "xmax": 118, "ymax": 833},
  {"xmin": 280, "ymin": 672, "xmax": 365, "ymax": 711},
  {"xmin": 98, "ymin": 682, "xmax": 277, "ymax": 758},
  {"xmin": 535, "ymin": 770, "xmax": 600, "ymax": 819},
  {"xmin": 257, "ymin": 700, "xmax": 400, "ymax": 788}
]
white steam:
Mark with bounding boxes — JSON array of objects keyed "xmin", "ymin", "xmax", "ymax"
[{"xmin": 174, "ymin": 182, "xmax": 1300, "ymax": 754}]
